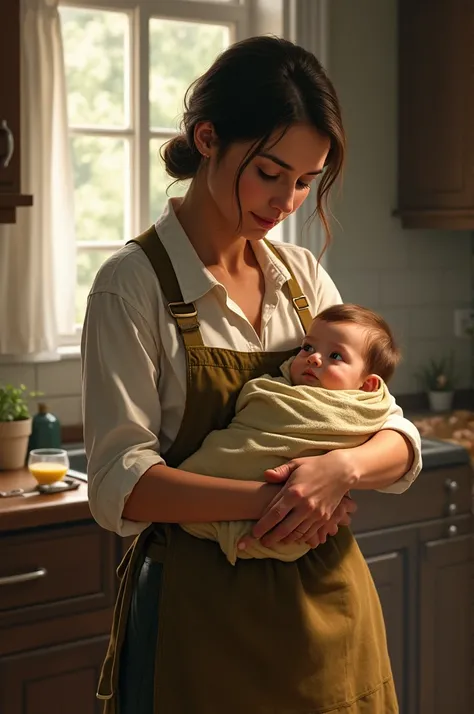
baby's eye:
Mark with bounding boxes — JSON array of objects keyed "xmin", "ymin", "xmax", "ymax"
[
  {"xmin": 330, "ymin": 351, "xmax": 343, "ymax": 361},
  {"xmin": 301, "ymin": 343, "xmax": 314, "ymax": 354}
]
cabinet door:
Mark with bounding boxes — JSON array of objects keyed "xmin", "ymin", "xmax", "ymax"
[
  {"xmin": 418, "ymin": 518, "xmax": 474, "ymax": 714},
  {"xmin": 0, "ymin": 0, "xmax": 20, "ymax": 194},
  {"xmin": 0, "ymin": 636, "xmax": 109, "ymax": 714},
  {"xmin": 357, "ymin": 527, "xmax": 418, "ymax": 714},
  {"xmin": 398, "ymin": 0, "xmax": 474, "ymax": 228}
]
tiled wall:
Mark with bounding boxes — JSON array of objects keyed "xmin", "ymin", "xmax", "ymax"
[
  {"xmin": 327, "ymin": 0, "xmax": 473, "ymax": 395},
  {"xmin": 0, "ymin": 358, "xmax": 82, "ymax": 426}
]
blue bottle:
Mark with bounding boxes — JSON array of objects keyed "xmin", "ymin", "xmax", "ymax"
[{"xmin": 28, "ymin": 403, "xmax": 62, "ymax": 452}]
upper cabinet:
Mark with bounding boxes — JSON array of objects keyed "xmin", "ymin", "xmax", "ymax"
[
  {"xmin": 0, "ymin": 0, "xmax": 33, "ymax": 224},
  {"xmin": 397, "ymin": 0, "xmax": 474, "ymax": 230}
]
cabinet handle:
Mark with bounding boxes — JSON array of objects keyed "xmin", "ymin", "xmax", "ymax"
[
  {"xmin": 0, "ymin": 567, "xmax": 47, "ymax": 586},
  {"xmin": 447, "ymin": 524, "xmax": 458, "ymax": 538},
  {"xmin": 0, "ymin": 119, "xmax": 14, "ymax": 168},
  {"xmin": 447, "ymin": 502, "xmax": 457, "ymax": 516},
  {"xmin": 445, "ymin": 478, "xmax": 458, "ymax": 492}
]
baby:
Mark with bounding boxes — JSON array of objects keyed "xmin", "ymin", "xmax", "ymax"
[{"xmin": 179, "ymin": 303, "xmax": 401, "ymax": 564}]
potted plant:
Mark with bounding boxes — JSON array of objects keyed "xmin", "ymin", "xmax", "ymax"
[
  {"xmin": 0, "ymin": 384, "xmax": 34, "ymax": 470},
  {"xmin": 415, "ymin": 354, "xmax": 456, "ymax": 413}
]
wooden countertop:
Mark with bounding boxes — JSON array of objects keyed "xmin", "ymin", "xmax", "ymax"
[{"xmin": 0, "ymin": 468, "xmax": 91, "ymax": 532}]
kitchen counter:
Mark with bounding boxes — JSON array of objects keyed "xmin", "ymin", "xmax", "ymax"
[
  {"xmin": 413, "ymin": 409, "xmax": 474, "ymax": 463},
  {"xmin": 0, "ymin": 468, "xmax": 90, "ymax": 532}
]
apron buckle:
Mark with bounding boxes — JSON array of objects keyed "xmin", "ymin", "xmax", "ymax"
[
  {"xmin": 168, "ymin": 301, "xmax": 198, "ymax": 319},
  {"xmin": 292, "ymin": 295, "xmax": 309, "ymax": 311}
]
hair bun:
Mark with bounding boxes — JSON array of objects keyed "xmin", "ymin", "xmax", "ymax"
[{"xmin": 161, "ymin": 134, "xmax": 201, "ymax": 180}]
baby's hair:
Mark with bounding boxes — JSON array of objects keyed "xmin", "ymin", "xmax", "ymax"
[{"xmin": 315, "ymin": 303, "xmax": 401, "ymax": 382}]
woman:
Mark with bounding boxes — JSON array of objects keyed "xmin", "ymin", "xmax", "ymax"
[{"xmin": 82, "ymin": 36, "xmax": 421, "ymax": 714}]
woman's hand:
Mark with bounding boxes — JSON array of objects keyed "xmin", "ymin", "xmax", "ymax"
[
  {"xmin": 246, "ymin": 451, "xmax": 357, "ymax": 549},
  {"xmin": 302, "ymin": 495, "xmax": 357, "ymax": 547}
]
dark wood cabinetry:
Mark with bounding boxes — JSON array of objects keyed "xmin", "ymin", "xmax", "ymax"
[
  {"xmin": 0, "ymin": 0, "xmax": 33, "ymax": 223},
  {"xmin": 0, "ymin": 463, "xmax": 472, "ymax": 713},
  {"xmin": 355, "ymin": 463, "xmax": 474, "ymax": 714},
  {"xmin": 358, "ymin": 526, "xmax": 418, "ymax": 714},
  {"xmin": 397, "ymin": 0, "xmax": 474, "ymax": 229},
  {"xmin": 0, "ymin": 496, "xmax": 119, "ymax": 714},
  {"xmin": 0, "ymin": 636, "xmax": 109, "ymax": 714},
  {"xmin": 418, "ymin": 520, "xmax": 473, "ymax": 714}
]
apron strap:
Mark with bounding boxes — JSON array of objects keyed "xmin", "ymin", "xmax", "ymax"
[
  {"xmin": 264, "ymin": 239, "xmax": 314, "ymax": 333},
  {"xmin": 128, "ymin": 227, "xmax": 204, "ymax": 348},
  {"xmin": 129, "ymin": 227, "xmax": 313, "ymax": 343}
]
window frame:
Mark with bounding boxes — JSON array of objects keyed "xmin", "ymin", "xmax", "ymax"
[{"xmin": 59, "ymin": 0, "xmax": 249, "ymax": 343}]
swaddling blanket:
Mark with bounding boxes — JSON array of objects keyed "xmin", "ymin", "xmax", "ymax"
[{"xmin": 180, "ymin": 358, "xmax": 391, "ymax": 564}]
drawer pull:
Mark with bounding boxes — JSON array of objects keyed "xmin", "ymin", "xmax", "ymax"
[
  {"xmin": 0, "ymin": 119, "xmax": 14, "ymax": 168},
  {"xmin": 447, "ymin": 524, "xmax": 458, "ymax": 538},
  {"xmin": 445, "ymin": 479, "xmax": 458, "ymax": 492},
  {"xmin": 447, "ymin": 502, "xmax": 457, "ymax": 516},
  {"xmin": 0, "ymin": 567, "xmax": 47, "ymax": 586}
]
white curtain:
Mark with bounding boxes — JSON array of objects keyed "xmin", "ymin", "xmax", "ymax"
[{"xmin": 0, "ymin": 0, "xmax": 76, "ymax": 360}]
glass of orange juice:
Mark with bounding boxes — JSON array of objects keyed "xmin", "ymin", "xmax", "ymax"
[{"xmin": 28, "ymin": 448, "xmax": 70, "ymax": 486}]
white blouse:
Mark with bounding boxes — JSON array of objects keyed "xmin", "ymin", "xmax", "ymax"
[{"xmin": 81, "ymin": 199, "xmax": 422, "ymax": 536}]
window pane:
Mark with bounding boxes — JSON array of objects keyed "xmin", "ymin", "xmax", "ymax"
[
  {"xmin": 149, "ymin": 19, "xmax": 230, "ymax": 129},
  {"xmin": 150, "ymin": 138, "xmax": 189, "ymax": 222},
  {"xmin": 71, "ymin": 135, "xmax": 128, "ymax": 243},
  {"xmin": 76, "ymin": 249, "xmax": 116, "ymax": 323},
  {"xmin": 60, "ymin": 7, "xmax": 128, "ymax": 127}
]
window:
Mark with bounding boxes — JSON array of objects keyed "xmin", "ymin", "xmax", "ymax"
[{"xmin": 60, "ymin": 0, "xmax": 248, "ymax": 325}]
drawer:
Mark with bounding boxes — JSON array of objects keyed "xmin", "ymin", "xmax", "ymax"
[
  {"xmin": 352, "ymin": 463, "xmax": 473, "ymax": 533},
  {"xmin": 0, "ymin": 522, "xmax": 116, "ymax": 628}
]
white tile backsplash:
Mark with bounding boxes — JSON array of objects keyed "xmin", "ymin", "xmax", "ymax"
[
  {"xmin": 408, "ymin": 307, "xmax": 454, "ymax": 341},
  {"xmin": 43, "ymin": 395, "xmax": 83, "ymax": 426},
  {"xmin": 0, "ymin": 365, "xmax": 37, "ymax": 392},
  {"xmin": 333, "ymin": 270, "xmax": 380, "ymax": 308},
  {"xmin": 37, "ymin": 359, "xmax": 82, "ymax": 397},
  {"xmin": 378, "ymin": 270, "xmax": 442, "ymax": 308},
  {"xmin": 328, "ymin": 0, "xmax": 473, "ymax": 394},
  {"xmin": 0, "ymin": 358, "xmax": 82, "ymax": 425},
  {"xmin": 442, "ymin": 269, "xmax": 473, "ymax": 305}
]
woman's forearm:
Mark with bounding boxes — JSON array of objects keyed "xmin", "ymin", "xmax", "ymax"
[
  {"xmin": 342, "ymin": 429, "xmax": 414, "ymax": 490},
  {"xmin": 122, "ymin": 463, "xmax": 281, "ymax": 523}
]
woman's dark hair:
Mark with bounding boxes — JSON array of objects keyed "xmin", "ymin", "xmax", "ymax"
[{"xmin": 161, "ymin": 35, "xmax": 345, "ymax": 252}]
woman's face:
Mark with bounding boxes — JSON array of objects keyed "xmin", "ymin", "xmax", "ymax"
[{"xmin": 203, "ymin": 123, "xmax": 331, "ymax": 238}]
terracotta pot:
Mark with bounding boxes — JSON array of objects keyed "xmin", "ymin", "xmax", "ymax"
[
  {"xmin": 0, "ymin": 418, "xmax": 32, "ymax": 470},
  {"xmin": 428, "ymin": 391, "xmax": 454, "ymax": 413}
]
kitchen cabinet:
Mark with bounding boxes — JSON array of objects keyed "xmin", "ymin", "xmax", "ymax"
[
  {"xmin": 397, "ymin": 0, "xmax": 474, "ymax": 229},
  {"xmin": 418, "ymin": 520, "xmax": 473, "ymax": 714},
  {"xmin": 0, "ymin": 0, "xmax": 33, "ymax": 223},
  {"xmin": 358, "ymin": 527, "xmax": 418, "ymax": 714},
  {"xmin": 1, "ymin": 454, "xmax": 472, "ymax": 714},
  {"xmin": 0, "ymin": 636, "xmax": 108, "ymax": 714},
  {"xmin": 0, "ymin": 476, "xmax": 120, "ymax": 714},
  {"xmin": 355, "ymin": 460, "xmax": 474, "ymax": 714}
]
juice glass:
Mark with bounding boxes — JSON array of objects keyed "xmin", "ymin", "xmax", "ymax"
[{"xmin": 28, "ymin": 448, "xmax": 70, "ymax": 485}]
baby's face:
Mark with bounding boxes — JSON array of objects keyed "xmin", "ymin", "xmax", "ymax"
[{"xmin": 290, "ymin": 319, "xmax": 370, "ymax": 390}]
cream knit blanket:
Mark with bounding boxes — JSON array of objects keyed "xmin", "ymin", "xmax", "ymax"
[{"xmin": 180, "ymin": 358, "xmax": 392, "ymax": 564}]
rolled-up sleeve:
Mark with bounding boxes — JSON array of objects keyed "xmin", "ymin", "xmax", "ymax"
[
  {"xmin": 81, "ymin": 291, "xmax": 164, "ymax": 536},
  {"xmin": 377, "ymin": 394, "xmax": 422, "ymax": 493}
]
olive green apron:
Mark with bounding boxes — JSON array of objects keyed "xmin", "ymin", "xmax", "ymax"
[{"xmin": 96, "ymin": 227, "xmax": 398, "ymax": 714}]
